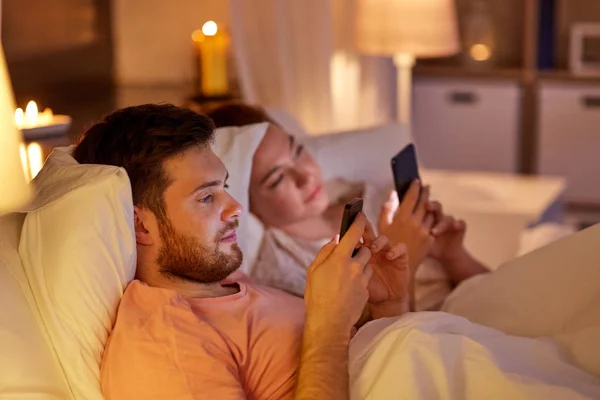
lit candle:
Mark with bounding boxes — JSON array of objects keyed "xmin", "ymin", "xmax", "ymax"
[
  {"xmin": 14, "ymin": 100, "xmax": 71, "ymax": 140},
  {"xmin": 192, "ymin": 21, "xmax": 230, "ymax": 96}
]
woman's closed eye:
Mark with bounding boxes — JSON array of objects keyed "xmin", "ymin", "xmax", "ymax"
[
  {"xmin": 269, "ymin": 174, "xmax": 284, "ymax": 190},
  {"xmin": 295, "ymin": 144, "xmax": 304, "ymax": 158}
]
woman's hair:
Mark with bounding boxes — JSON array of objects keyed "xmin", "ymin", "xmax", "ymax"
[
  {"xmin": 204, "ymin": 102, "xmax": 276, "ymax": 128},
  {"xmin": 73, "ymin": 103, "xmax": 215, "ymax": 220}
]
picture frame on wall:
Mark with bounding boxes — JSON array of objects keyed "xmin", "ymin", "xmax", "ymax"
[{"xmin": 570, "ymin": 23, "xmax": 600, "ymax": 77}]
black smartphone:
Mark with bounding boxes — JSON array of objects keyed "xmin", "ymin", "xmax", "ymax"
[
  {"xmin": 339, "ymin": 198, "xmax": 363, "ymax": 256},
  {"xmin": 391, "ymin": 143, "xmax": 420, "ymax": 202}
]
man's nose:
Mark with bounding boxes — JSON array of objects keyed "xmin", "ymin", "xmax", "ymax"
[{"xmin": 222, "ymin": 193, "xmax": 243, "ymax": 221}]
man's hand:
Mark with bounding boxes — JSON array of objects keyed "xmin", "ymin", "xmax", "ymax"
[
  {"xmin": 298, "ymin": 213, "xmax": 373, "ymax": 400},
  {"xmin": 378, "ymin": 180, "xmax": 435, "ymax": 274},
  {"xmin": 304, "ymin": 212, "xmax": 373, "ymax": 334},
  {"xmin": 361, "ymin": 219, "xmax": 410, "ymax": 319}
]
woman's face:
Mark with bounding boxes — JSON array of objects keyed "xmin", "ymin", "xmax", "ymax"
[{"xmin": 249, "ymin": 124, "xmax": 329, "ymax": 228}]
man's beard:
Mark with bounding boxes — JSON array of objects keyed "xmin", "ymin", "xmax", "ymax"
[{"xmin": 156, "ymin": 219, "xmax": 243, "ymax": 284}]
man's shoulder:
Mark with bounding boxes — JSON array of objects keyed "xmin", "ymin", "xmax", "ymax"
[
  {"xmin": 109, "ymin": 280, "xmax": 232, "ymax": 353},
  {"xmin": 115, "ymin": 280, "xmax": 209, "ymax": 334}
]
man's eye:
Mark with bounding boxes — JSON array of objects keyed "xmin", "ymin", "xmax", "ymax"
[
  {"xmin": 295, "ymin": 145, "xmax": 304, "ymax": 157},
  {"xmin": 199, "ymin": 194, "xmax": 213, "ymax": 203},
  {"xmin": 224, "ymin": 183, "xmax": 230, "ymax": 189}
]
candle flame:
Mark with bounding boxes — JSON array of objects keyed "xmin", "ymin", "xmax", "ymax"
[
  {"xmin": 15, "ymin": 108, "xmax": 24, "ymax": 127},
  {"xmin": 202, "ymin": 21, "xmax": 218, "ymax": 36},
  {"xmin": 25, "ymin": 100, "xmax": 39, "ymax": 124}
]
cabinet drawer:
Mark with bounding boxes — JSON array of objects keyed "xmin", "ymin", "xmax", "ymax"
[
  {"xmin": 538, "ymin": 82, "xmax": 600, "ymax": 204},
  {"xmin": 413, "ymin": 78, "xmax": 520, "ymax": 173}
]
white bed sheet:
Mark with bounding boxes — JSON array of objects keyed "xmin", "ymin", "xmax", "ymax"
[{"xmin": 350, "ymin": 313, "xmax": 600, "ymax": 400}]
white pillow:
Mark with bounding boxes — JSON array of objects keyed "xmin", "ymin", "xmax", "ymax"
[
  {"xmin": 0, "ymin": 213, "xmax": 71, "ymax": 399},
  {"xmin": 18, "ymin": 147, "xmax": 136, "ymax": 400},
  {"xmin": 212, "ymin": 123, "xmax": 267, "ymax": 274}
]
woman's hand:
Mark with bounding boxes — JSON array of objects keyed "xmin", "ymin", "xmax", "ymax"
[
  {"xmin": 426, "ymin": 201, "xmax": 468, "ymax": 263},
  {"xmin": 377, "ymin": 180, "xmax": 435, "ymax": 274},
  {"xmin": 361, "ymin": 219, "xmax": 411, "ymax": 319},
  {"xmin": 426, "ymin": 201, "xmax": 489, "ymax": 284}
]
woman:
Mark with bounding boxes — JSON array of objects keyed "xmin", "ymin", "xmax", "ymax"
[{"xmin": 205, "ymin": 103, "xmax": 488, "ymax": 310}]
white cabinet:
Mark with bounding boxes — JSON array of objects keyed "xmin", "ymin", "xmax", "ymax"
[
  {"xmin": 412, "ymin": 78, "xmax": 521, "ymax": 173},
  {"xmin": 538, "ymin": 82, "xmax": 600, "ymax": 204}
]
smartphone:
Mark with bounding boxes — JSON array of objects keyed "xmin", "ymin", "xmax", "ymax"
[
  {"xmin": 391, "ymin": 143, "xmax": 420, "ymax": 202},
  {"xmin": 339, "ymin": 198, "xmax": 363, "ymax": 256}
]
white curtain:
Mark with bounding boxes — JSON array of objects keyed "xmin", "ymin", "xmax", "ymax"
[{"xmin": 229, "ymin": 0, "xmax": 395, "ymax": 135}]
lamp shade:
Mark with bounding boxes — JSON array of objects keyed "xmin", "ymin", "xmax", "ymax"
[
  {"xmin": 355, "ymin": 0, "xmax": 460, "ymax": 58},
  {"xmin": 0, "ymin": 44, "xmax": 31, "ymax": 214}
]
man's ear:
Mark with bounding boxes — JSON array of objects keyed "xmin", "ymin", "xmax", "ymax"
[{"xmin": 134, "ymin": 206, "xmax": 155, "ymax": 246}]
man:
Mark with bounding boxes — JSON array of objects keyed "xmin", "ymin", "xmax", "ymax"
[{"xmin": 74, "ymin": 104, "xmax": 411, "ymax": 399}]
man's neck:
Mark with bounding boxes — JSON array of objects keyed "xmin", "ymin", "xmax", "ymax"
[
  {"xmin": 162, "ymin": 280, "xmax": 240, "ymax": 299},
  {"xmin": 135, "ymin": 263, "xmax": 240, "ymax": 299}
]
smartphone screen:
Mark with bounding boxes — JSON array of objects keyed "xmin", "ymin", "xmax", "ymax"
[{"xmin": 391, "ymin": 143, "xmax": 420, "ymax": 202}]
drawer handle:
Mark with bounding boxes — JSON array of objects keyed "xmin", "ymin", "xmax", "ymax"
[
  {"xmin": 448, "ymin": 91, "xmax": 478, "ymax": 105},
  {"xmin": 582, "ymin": 96, "xmax": 600, "ymax": 108}
]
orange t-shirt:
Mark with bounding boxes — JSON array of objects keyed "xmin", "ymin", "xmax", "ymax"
[{"xmin": 101, "ymin": 279, "xmax": 305, "ymax": 399}]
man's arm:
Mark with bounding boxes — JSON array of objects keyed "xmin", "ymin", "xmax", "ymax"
[
  {"xmin": 296, "ymin": 317, "xmax": 351, "ymax": 399},
  {"xmin": 296, "ymin": 214, "xmax": 374, "ymax": 400}
]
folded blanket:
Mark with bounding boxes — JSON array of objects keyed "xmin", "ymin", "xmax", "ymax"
[{"xmin": 349, "ymin": 313, "xmax": 600, "ymax": 400}]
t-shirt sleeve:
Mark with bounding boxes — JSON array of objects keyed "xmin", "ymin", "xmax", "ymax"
[{"xmin": 101, "ymin": 304, "xmax": 247, "ymax": 400}]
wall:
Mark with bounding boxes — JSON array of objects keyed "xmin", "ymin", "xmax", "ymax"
[{"xmin": 112, "ymin": 0, "xmax": 230, "ymax": 85}]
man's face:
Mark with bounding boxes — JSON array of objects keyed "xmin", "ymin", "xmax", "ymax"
[{"xmin": 154, "ymin": 146, "xmax": 243, "ymax": 284}]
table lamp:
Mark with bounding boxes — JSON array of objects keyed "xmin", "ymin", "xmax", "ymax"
[
  {"xmin": 355, "ymin": 0, "xmax": 460, "ymax": 125},
  {"xmin": 0, "ymin": 43, "xmax": 31, "ymax": 214}
]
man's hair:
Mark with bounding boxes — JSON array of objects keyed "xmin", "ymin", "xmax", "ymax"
[
  {"xmin": 73, "ymin": 103, "xmax": 215, "ymax": 220},
  {"xmin": 204, "ymin": 102, "xmax": 275, "ymax": 128}
]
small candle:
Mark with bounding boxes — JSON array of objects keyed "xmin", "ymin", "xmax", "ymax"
[
  {"xmin": 15, "ymin": 100, "xmax": 55, "ymax": 129},
  {"xmin": 192, "ymin": 21, "xmax": 230, "ymax": 96},
  {"xmin": 14, "ymin": 100, "xmax": 71, "ymax": 140}
]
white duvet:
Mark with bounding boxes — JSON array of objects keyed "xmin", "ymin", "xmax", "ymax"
[{"xmin": 349, "ymin": 313, "xmax": 600, "ymax": 400}]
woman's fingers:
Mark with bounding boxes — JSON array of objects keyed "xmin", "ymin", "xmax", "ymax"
[
  {"xmin": 378, "ymin": 190, "xmax": 399, "ymax": 232},
  {"xmin": 397, "ymin": 180, "xmax": 421, "ymax": 218},
  {"xmin": 369, "ymin": 234, "xmax": 390, "ymax": 253},
  {"xmin": 422, "ymin": 212, "xmax": 435, "ymax": 230},
  {"xmin": 432, "ymin": 216, "xmax": 455, "ymax": 236},
  {"xmin": 413, "ymin": 185, "xmax": 431, "ymax": 220},
  {"xmin": 385, "ymin": 242, "xmax": 408, "ymax": 260}
]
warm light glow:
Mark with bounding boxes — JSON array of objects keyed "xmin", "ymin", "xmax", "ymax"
[
  {"xmin": 15, "ymin": 107, "xmax": 24, "ymax": 127},
  {"xmin": 202, "ymin": 21, "xmax": 218, "ymax": 36},
  {"xmin": 25, "ymin": 100, "xmax": 38, "ymax": 124},
  {"xmin": 470, "ymin": 44, "xmax": 492, "ymax": 62},
  {"xmin": 20, "ymin": 143, "xmax": 30, "ymax": 181},
  {"xmin": 19, "ymin": 142, "xmax": 44, "ymax": 181},
  {"xmin": 26, "ymin": 142, "xmax": 43, "ymax": 180},
  {"xmin": 41, "ymin": 107, "xmax": 54, "ymax": 121},
  {"xmin": 15, "ymin": 101, "xmax": 55, "ymax": 128}
]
